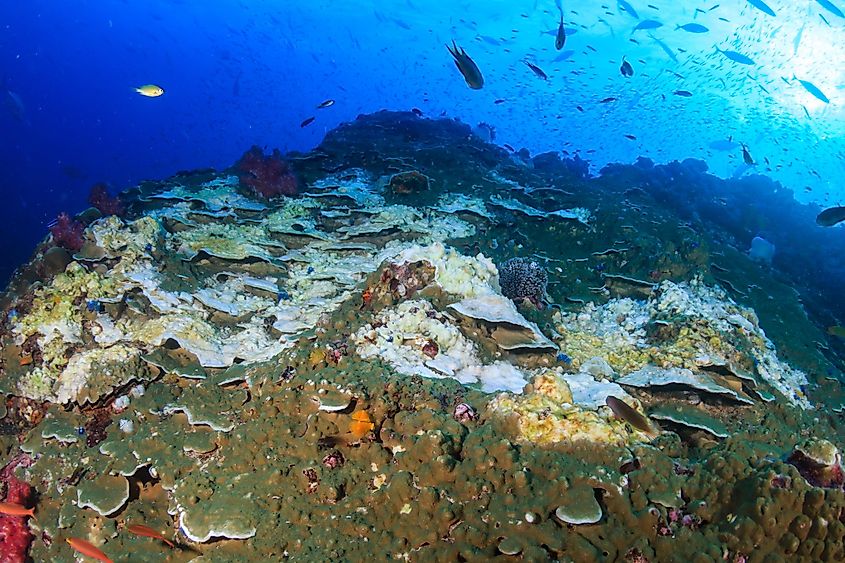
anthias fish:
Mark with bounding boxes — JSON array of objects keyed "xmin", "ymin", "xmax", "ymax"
[
  {"xmin": 0, "ymin": 501, "xmax": 35, "ymax": 518},
  {"xmin": 447, "ymin": 41, "xmax": 484, "ymax": 89},
  {"xmin": 127, "ymin": 523, "xmax": 176, "ymax": 548},
  {"xmin": 66, "ymin": 538, "xmax": 113, "ymax": 563}
]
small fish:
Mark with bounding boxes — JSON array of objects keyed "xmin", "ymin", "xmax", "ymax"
[
  {"xmin": 494, "ymin": 98, "xmax": 506, "ymax": 104},
  {"xmin": 503, "ymin": 143, "xmax": 515, "ymax": 151},
  {"xmin": 0, "ymin": 502, "xmax": 36, "ymax": 518},
  {"xmin": 624, "ymin": 134, "xmax": 637, "ymax": 140},
  {"xmin": 523, "ymin": 60, "xmax": 548, "ymax": 80},
  {"xmin": 349, "ymin": 410, "xmax": 375, "ymax": 439},
  {"xmin": 816, "ymin": 0, "xmax": 844, "ymax": 18},
  {"xmin": 134, "ymin": 84, "xmax": 164, "ymax": 97},
  {"xmin": 446, "ymin": 40, "xmax": 484, "ymax": 89},
  {"xmin": 606, "ymin": 396, "xmax": 658, "ymax": 438},
  {"xmin": 555, "ymin": 13, "xmax": 566, "ymax": 50},
  {"xmin": 126, "ymin": 524, "xmax": 175, "ymax": 548},
  {"xmin": 820, "ymin": 13, "xmax": 831, "ymax": 25},
  {"xmin": 673, "ymin": 90, "xmax": 693, "ymax": 97},
  {"xmin": 316, "ymin": 99, "xmax": 335, "ymax": 109},
  {"xmin": 411, "ymin": 107, "xmax": 423, "ymax": 116},
  {"xmin": 19, "ymin": 354, "xmax": 33, "ymax": 366},
  {"xmin": 741, "ymin": 143, "xmax": 755, "ymax": 165},
  {"xmin": 300, "ymin": 116, "xmax": 316, "ymax": 128},
  {"xmin": 632, "ymin": 19, "xmax": 663, "ymax": 32},
  {"xmin": 600, "ymin": 96, "xmax": 617, "ymax": 103},
  {"xmin": 620, "ymin": 56, "xmax": 634, "ymax": 77},
  {"xmin": 717, "ymin": 48, "xmax": 755, "ymax": 65},
  {"xmin": 676, "ymin": 23, "xmax": 709, "ymax": 33},
  {"xmin": 66, "ymin": 538, "xmax": 114, "ymax": 563},
  {"xmin": 747, "ymin": 0, "xmax": 776, "ymax": 16},
  {"xmin": 794, "ymin": 76, "xmax": 830, "ymax": 103},
  {"xmin": 816, "ymin": 206, "xmax": 845, "ymax": 227}
]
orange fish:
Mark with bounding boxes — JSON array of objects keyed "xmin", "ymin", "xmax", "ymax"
[
  {"xmin": 349, "ymin": 410, "xmax": 375, "ymax": 439},
  {"xmin": 19, "ymin": 354, "xmax": 33, "ymax": 366},
  {"xmin": 126, "ymin": 523, "xmax": 175, "ymax": 548},
  {"xmin": 0, "ymin": 501, "xmax": 35, "ymax": 519},
  {"xmin": 66, "ymin": 537, "xmax": 113, "ymax": 563}
]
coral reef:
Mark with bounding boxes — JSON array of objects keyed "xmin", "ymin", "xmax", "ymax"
[
  {"xmin": 236, "ymin": 145, "xmax": 298, "ymax": 198},
  {"xmin": 0, "ymin": 111, "xmax": 844, "ymax": 562}
]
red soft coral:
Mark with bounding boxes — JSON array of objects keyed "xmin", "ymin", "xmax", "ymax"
[
  {"xmin": 88, "ymin": 183, "xmax": 125, "ymax": 216},
  {"xmin": 49, "ymin": 212, "xmax": 85, "ymax": 252},
  {"xmin": 236, "ymin": 146, "xmax": 298, "ymax": 199},
  {"xmin": 0, "ymin": 456, "xmax": 35, "ymax": 563}
]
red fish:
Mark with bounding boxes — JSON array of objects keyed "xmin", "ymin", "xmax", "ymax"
[
  {"xmin": 66, "ymin": 537, "xmax": 113, "ymax": 563},
  {"xmin": 127, "ymin": 523, "xmax": 176, "ymax": 548},
  {"xmin": 0, "ymin": 501, "xmax": 35, "ymax": 519}
]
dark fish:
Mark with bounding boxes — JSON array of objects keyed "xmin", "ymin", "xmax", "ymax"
[
  {"xmin": 717, "ymin": 48, "xmax": 755, "ymax": 65},
  {"xmin": 673, "ymin": 90, "xmax": 693, "ymax": 97},
  {"xmin": 816, "ymin": 206, "xmax": 845, "ymax": 227},
  {"xmin": 794, "ymin": 76, "xmax": 830, "ymax": 103},
  {"xmin": 624, "ymin": 134, "xmax": 637, "ymax": 140},
  {"xmin": 816, "ymin": 0, "xmax": 844, "ymax": 18},
  {"xmin": 606, "ymin": 396, "xmax": 658, "ymax": 438},
  {"xmin": 576, "ymin": 105, "xmax": 584, "ymax": 112},
  {"xmin": 524, "ymin": 60, "xmax": 548, "ymax": 80},
  {"xmin": 747, "ymin": 0, "xmax": 776, "ymax": 16},
  {"xmin": 620, "ymin": 56, "xmax": 634, "ymax": 77},
  {"xmin": 741, "ymin": 143, "xmax": 755, "ymax": 165},
  {"xmin": 300, "ymin": 116, "xmax": 316, "ymax": 128},
  {"xmin": 494, "ymin": 98, "xmax": 506, "ymax": 104},
  {"xmin": 617, "ymin": 0, "xmax": 640, "ymax": 19},
  {"xmin": 600, "ymin": 96, "xmax": 617, "ymax": 103},
  {"xmin": 411, "ymin": 107, "xmax": 423, "ymax": 116},
  {"xmin": 676, "ymin": 23, "xmax": 709, "ymax": 33},
  {"xmin": 632, "ymin": 19, "xmax": 663, "ymax": 32},
  {"xmin": 555, "ymin": 14, "xmax": 566, "ymax": 50},
  {"xmin": 503, "ymin": 143, "xmax": 515, "ymax": 152},
  {"xmin": 446, "ymin": 41, "xmax": 484, "ymax": 89},
  {"xmin": 316, "ymin": 99, "xmax": 335, "ymax": 109}
]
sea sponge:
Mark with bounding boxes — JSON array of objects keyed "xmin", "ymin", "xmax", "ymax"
[{"xmin": 497, "ymin": 257, "xmax": 548, "ymax": 307}]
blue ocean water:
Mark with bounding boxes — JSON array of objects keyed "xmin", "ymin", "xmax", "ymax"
[{"xmin": 1, "ymin": 0, "xmax": 843, "ymax": 280}]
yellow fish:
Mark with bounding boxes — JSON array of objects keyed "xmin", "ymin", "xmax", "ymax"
[{"xmin": 135, "ymin": 84, "xmax": 164, "ymax": 97}]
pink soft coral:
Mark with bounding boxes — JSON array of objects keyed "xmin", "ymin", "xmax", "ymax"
[
  {"xmin": 0, "ymin": 456, "xmax": 35, "ymax": 563},
  {"xmin": 88, "ymin": 183, "xmax": 125, "ymax": 216},
  {"xmin": 49, "ymin": 212, "xmax": 85, "ymax": 252},
  {"xmin": 236, "ymin": 146, "xmax": 298, "ymax": 199}
]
